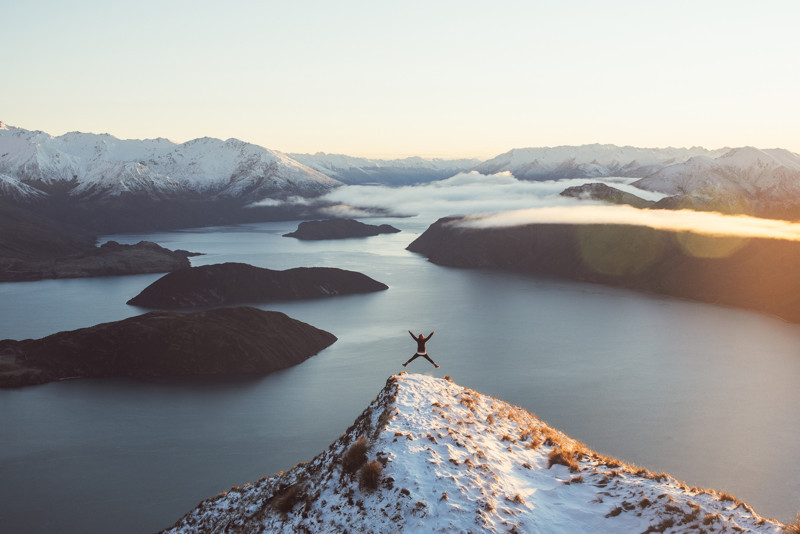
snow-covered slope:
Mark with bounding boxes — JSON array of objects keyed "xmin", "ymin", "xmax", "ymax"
[
  {"xmin": 162, "ymin": 373, "xmax": 785, "ymax": 533},
  {"xmin": 633, "ymin": 147, "xmax": 800, "ymax": 201},
  {"xmin": 289, "ymin": 152, "xmax": 480, "ymax": 185},
  {"xmin": 0, "ymin": 122, "xmax": 341, "ymax": 201},
  {"xmin": 475, "ymin": 144, "xmax": 728, "ymax": 181}
]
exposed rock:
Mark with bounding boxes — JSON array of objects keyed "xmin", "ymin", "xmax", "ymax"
[
  {"xmin": 283, "ymin": 218, "xmax": 401, "ymax": 240},
  {"xmin": 161, "ymin": 373, "xmax": 786, "ymax": 533},
  {"xmin": 560, "ymin": 182, "xmax": 655, "ymax": 208},
  {"xmin": 0, "ymin": 240, "xmax": 196, "ymax": 282},
  {"xmin": 0, "ymin": 307, "xmax": 336, "ymax": 388},
  {"xmin": 127, "ymin": 262, "xmax": 389, "ymax": 308},
  {"xmin": 408, "ymin": 217, "xmax": 800, "ymax": 323}
]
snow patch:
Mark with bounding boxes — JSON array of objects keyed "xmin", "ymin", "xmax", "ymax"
[{"xmin": 162, "ymin": 373, "xmax": 785, "ymax": 533}]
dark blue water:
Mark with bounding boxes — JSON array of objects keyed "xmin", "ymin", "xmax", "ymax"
[{"xmin": 1, "ymin": 217, "xmax": 798, "ymax": 533}]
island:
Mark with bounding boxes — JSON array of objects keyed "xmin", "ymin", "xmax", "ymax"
[
  {"xmin": 0, "ymin": 307, "xmax": 337, "ymax": 388},
  {"xmin": 559, "ymin": 182, "xmax": 655, "ymax": 208},
  {"xmin": 283, "ymin": 218, "xmax": 400, "ymax": 240},
  {"xmin": 127, "ymin": 262, "xmax": 389, "ymax": 308},
  {"xmin": 407, "ymin": 216, "xmax": 800, "ymax": 323},
  {"xmin": 0, "ymin": 240, "xmax": 197, "ymax": 282},
  {"xmin": 0, "ymin": 200, "xmax": 197, "ymax": 281}
]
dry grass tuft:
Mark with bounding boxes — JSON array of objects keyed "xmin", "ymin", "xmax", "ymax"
[
  {"xmin": 342, "ymin": 437, "xmax": 368, "ymax": 474},
  {"xmin": 459, "ymin": 396, "xmax": 476, "ymax": 410},
  {"xmin": 547, "ymin": 447, "xmax": 580, "ymax": 472},
  {"xmin": 716, "ymin": 492, "xmax": 738, "ymax": 503},
  {"xmin": 509, "ymin": 494, "xmax": 525, "ymax": 505},
  {"xmin": 783, "ymin": 515, "xmax": 800, "ymax": 533},
  {"xmin": 605, "ymin": 506, "xmax": 623, "ymax": 518},
  {"xmin": 358, "ymin": 460, "xmax": 382, "ymax": 492},
  {"xmin": 274, "ymin": 484, "xmax": 305, "ymax": 515},
  {"xmin": 642, "ymin": 517, "xmax": 675, "ymax": 533}
]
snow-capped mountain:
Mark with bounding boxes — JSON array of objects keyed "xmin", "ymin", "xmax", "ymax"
[
  {"xmin": 0, "ymin": 122, "xmax": 341, "ymax": 202},
  {"xmin": 632, "ymin": 147, "xmax": 800, "ymax": 201},
  {"xmin": 289, "ymin": 152, "xmax": 480, "ymax": 185},
  {"xmin": 475, "ymin": 144, "xmax": 729, "ymax": 181},
  {"xmin": 162, "ymin": 373, "xmax": 786, "ymax": 533}
]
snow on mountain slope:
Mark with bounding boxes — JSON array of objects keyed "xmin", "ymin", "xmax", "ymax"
[
  {"xmin": 475, "ymin": 144, "xmax": 728, "ymax": 181},
  {"xmin": 633, "ymin": 147, "xmax": 800, "ymax": 201},
  {"xmin": 289, "ymin": 152, "xmax": 480, "ymax": 185},
  {"xmin": 0, "ymin": 122, "xmax": 341, "ymax": 201},
  {"xmin": 0, "ymin": 173, "xmax": 47, "ymax": 201},
  {"xmin": 162, "ymin": 373, "xmax": 785, "ymax": 534}
]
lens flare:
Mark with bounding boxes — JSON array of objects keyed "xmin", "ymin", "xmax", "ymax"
[{"xmin": 576, "ymin": 225, "xmax": 666, "ymax": 276}]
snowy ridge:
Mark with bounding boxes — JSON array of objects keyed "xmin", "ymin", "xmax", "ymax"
[
  {"xmin": 633, "ymin": 147, "xmax": 800, "ymax": 201},
  {"xmin": 289, "ymin": 152, "xmax": 480, "ymax": 185},
  {"xmin": 0, "ymin": 173, "xmax": 47, "ymax": 201},
  {"xmin": 475, "ymin": 144, "xmax": 729, "ymax": 181},
  {"xmin": 162, "ymin": 374, "xmax": 785, "ymax": 533},
  {"xmin": 0, "ymin": 123, "xmax": 341, "ymax": 201}
]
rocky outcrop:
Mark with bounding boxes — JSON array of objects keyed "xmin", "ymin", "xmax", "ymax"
[
  {"xmin": 127, "ymin": 262, "xmax": 389, "ymax": 308},
  {"xmin": 283, "ymin": 218, "xmax": 401, "ymax": 240},
  {"xmin": 408, "ymin": 217, "xmax": 800, "ymax": 323},
  {"xmin": 560, "ymin": 182, "xmax": 655, "ymax": 209},
  {"xmin": 0, "ymin": 307, "xmax": 337, "ymax": 388},
  {"xmin": 161, "ymin": 373, "xmax": 786, "ymax": 533},
  {"xmin": 0, "ymin": 240, "xmax": 196, "ymax": 282}
]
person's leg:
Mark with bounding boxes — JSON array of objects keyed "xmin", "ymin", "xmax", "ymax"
[
  {"xmin": 403, "ymin": 354, "xmax": 420, "ymax": 367},
  {"xmin": 422, "ymin": 354, "xmax": 439, "ymax": 368}
]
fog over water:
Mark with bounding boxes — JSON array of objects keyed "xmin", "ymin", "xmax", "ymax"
[{"xmin": 1, "ymin": 178, "xmax": 799, "ymax": 533}]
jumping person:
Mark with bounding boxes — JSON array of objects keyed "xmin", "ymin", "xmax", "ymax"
[{"xmin": 403, "ymin": 330, "xmax": 439, "ymax": 368}]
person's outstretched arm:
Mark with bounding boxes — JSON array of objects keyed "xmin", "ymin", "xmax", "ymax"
[
  {"xmin": 408, "ymin": 330, "xmax": 417, "ymax": 340},
  {"xmin": 427, "ymin": 330, "xmax": 435, "ymax": 340}
]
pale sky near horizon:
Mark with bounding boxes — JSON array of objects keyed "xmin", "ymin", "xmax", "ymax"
[{"xmin": 3, "ymin": 0, "xmax": 799, "ymax": 159}]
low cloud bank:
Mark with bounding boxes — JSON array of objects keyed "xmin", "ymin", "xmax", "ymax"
[
  {"xmin": 315, "ymin": 172, "xmax": 651, "ymax": 219},
  {"xmin": 458, "ymin": 205, "xmax": 800, "ymax": 241},
  {"xmin": 255, "ymin": 171, "xmax": 800, "ymax": 242}
]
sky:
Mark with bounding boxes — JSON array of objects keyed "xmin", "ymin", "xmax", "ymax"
[{"xmin": 3, "ymin": 0, "xmax": 799, "ymax": 159}]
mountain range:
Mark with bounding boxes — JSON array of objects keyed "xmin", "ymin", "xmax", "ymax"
[
  {"xmin": 473, "ymin": 144, "xmax": 730, "ymax": 180},
  {"xmin": 289, "ymin": 152, "xmax": 480, "ymax": 185},
  {"xmin": 4, "ymin": 121, "xmax": 800, "ymax": 234},
  {"xmin": 0, "ymin": 121, "xmax": 340, "ymax": 203},
  {"xmin": 632, "ymin": 147, "xmax": 800, "ymax": 211},
  {"xmin": 162, "ymin": 373, "xmax": 787, "ymax": 533}
]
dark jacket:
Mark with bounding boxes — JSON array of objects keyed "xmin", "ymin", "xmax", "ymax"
[{"xmin": 409, "ymin": 331, "xmax": 434, "ymax": 353}]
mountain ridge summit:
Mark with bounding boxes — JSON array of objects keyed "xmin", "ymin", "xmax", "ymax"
[{"xmin": 162, "ymin": 373, "xmax": 785, "ymax": 533}]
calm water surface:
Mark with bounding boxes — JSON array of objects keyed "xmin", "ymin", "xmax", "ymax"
[{"xmin": 1, "ymin": 217, "xmax": 798, "ymax": 533}]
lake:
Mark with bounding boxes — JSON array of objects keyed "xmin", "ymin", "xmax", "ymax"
[{"xmin": 1, "ymin": 214, "xmax": 799, "ymax": 533}]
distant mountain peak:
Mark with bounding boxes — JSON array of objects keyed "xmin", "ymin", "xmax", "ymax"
[
  {"xmin": 162, "ymin": 373, "xmax": 785, "ymax": 533},
  {"xmin": 289, "ymin": 152, "xmax": 480, "ymax": 185},
  {"xmin": 0, "ymin": 123, "xmax": 341, "ymax": 202},
  {"xmin": 475, "ymin": 145, "xmax": 731, "ymax": 181}
]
